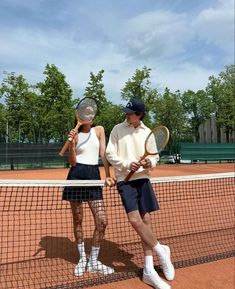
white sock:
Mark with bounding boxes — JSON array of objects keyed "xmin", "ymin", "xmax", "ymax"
[
  {"xmin": 153, "ymin": 242, "xmax": 165, "ymax": 258},
  {"xmin": 77, "ymin": 242, "xmax": 86, "ymax": 260},
  {"xmin": 144, "ymin": 255, "xmax": 155, "ymax": 275},
  {"xmin": 90, "ymin": 246, "xmax": 100, "ymax": 263}
]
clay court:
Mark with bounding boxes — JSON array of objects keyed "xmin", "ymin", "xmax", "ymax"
[
  {"xmin": 1, "ymin": 162, "xmax": 234, "ymax": 180},
  {"xmin": 0, "ymin": 163, "xmax": 234, "ymax": 289}
]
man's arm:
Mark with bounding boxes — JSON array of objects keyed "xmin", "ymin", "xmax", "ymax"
[{"xmin": 106, "ymin": 127, "xmax": 130, "ymax": 172}]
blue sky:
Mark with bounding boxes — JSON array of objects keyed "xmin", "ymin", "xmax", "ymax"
[{"xmin": 0, "ymin": 0, "xmax": 234, "ymax": 103}]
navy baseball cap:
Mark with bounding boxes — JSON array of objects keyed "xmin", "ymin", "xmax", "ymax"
[{"xmin": 123, "ymin": 98, "xmax": 146, "ymax": 114}]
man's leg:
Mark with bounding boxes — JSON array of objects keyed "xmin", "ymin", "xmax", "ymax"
[
  {"xmin": 128, "ymin": 210, "xmax": 157, "ymax": 248},
  {"xmin": 130, "ymin": 211, "xmax": 171, "ymax": 289},
  {"xmin": 141, "ymin": 213, "xmax": 154, "ymax": 274},
  {"xmin": 128, "ymin": 210, "xmax": 174, "ymax": 282}
]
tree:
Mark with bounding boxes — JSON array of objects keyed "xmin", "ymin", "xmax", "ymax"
[
  {"xmin": 206, "ymin": 64, "xmax": 235, "ymax": 142},
  {"xmin": 121, "ymin": 67, "xmax": 159, "ymax": 127},
  {"xmin": 83, "ymin": 69, "xmax": 124, "ymax": 138},
  {"xmin": 36, "ymin": 64, "xmax": 74, "ymax": 143},
  {"xmin": 181, "ymin": 89, "xmax": 215, "ymax": 142},
  {"xmin": 84, "ymin": 70, "xmax": 107, "ymax": 116},
  {"xmin": 96, "ymin": 102, "xmax": 124, "ymax": 139},
  {"xmin": 0, "ymin": 72, "xmax": 39, "ymax": 143},
  {"xmin": 154, "ymin": 88, "xmax": 191, "ymax": 149},
  {"xmin": 0, "ymin": 103, "xmax": 6, "ymax": 142}
]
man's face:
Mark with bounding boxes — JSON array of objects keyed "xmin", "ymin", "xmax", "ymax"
[{"xmin": 125, "ymin": 112, "xmax": 141, "ymax": 124}]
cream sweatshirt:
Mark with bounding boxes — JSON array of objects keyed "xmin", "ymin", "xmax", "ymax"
[{"xmin": 106, "ymin": 120, "xmax": 159, "ymax": 182}]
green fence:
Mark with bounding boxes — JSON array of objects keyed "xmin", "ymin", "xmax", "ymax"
[
  {"xmin": 180, "ymin": 143, "xmax": 235, "ymax": 163},
  {"xmin": 0, "ymin": 143, "xmax": 69, "ymax": 170},
  {"xmin": 1, "ymin": 142, "xmax": 234, "ymax": 170}
]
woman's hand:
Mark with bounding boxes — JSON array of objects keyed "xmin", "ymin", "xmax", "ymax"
[
  {"xmin": 105, "ymin": 177, "xmax": 116, "ymax": 187},
  {"xmin": 68, "ymin": 129, "xmax": 76, "ymax": 142}
]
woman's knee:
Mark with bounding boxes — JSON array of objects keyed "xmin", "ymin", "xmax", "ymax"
[
  {"xmin": 73, "ymin": 215, "xmax": 83, "ymax": 227},
  {"xmin": 72, "ymin": 209, "xmax": 83, "ymax": 226},
  {"xmin": 95, "ymin": 215, "xmax": 108, "ymax": 231}
]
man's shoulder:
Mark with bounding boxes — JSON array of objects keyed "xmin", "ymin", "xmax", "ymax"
[
  {"xmin": 112, "ymin": 122, "xmax": 126, "ymax": 130},
  {"xmin": 141, "ymin": 122, "xmax": 151, "ymax": 132}
]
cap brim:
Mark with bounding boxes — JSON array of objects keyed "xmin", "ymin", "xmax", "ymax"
[{"xmin": 123, "ymin": 107, "xmax": 135, "ymax": 114}]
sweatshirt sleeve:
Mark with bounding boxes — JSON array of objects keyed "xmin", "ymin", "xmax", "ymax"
[
  {"xmin": 106, "ymin": 126, "xmax": 130, "ymax": 172},
  {"xmin": 149, "ymin": 154, "xmax": 159, "ymax": 168}
]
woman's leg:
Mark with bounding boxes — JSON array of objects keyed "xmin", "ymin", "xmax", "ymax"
[
  {"xmin": 88, "ymin": 200, "xmax": 107, "ymax": 247},
  {"xmin": 86, "ymin": 200, "xmax": 114, "ymax": 274},
  {"xmin": 70, "ymin": 201, "xmax": 87, "ymax": 276},
  {"xmin": 70, "ymin": 201, "xmax": 84, "ymax": 244}
]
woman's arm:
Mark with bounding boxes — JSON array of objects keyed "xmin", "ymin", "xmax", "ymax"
[
  {"xmin": 67, "ymin": 129, "xmax": 77, "ymax": 166},
  {"xmin": 96, "ymin": 126, "xmax": 115, "ymax": 186}
]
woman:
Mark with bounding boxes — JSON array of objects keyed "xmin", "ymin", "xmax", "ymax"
[{"xmin": 63, "ymin": 121, "xmax": 115, "ymax": 277}]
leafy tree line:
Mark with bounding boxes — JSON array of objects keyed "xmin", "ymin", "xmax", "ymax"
[{"xmin": 0, "ymin": 64, "xmax": 234, "ymax": 147}]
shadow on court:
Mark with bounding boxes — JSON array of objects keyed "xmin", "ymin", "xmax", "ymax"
[{"xmin": 34, "ymin": 236, "xmax": 139, "ymax": 272}]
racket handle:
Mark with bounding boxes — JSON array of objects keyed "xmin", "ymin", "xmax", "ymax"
[
  {"xmin": 59, "ymin": 122, "xmax": 81, "ymax": 156},
  {"xmin": 124, "ymin": 155, "xmax": 147, "ymax": 182},
  {"xmin": 124, "ymin": 170, "xmax": 135, "ymax": 182},
  {"xmin": 59, "ymin": 141, "xmax": 70, "ymax": 156}
]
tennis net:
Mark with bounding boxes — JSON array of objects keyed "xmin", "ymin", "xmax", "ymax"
[{"xmin": 0, "ymin": 173, "xmax": 234, "ymax": 288}]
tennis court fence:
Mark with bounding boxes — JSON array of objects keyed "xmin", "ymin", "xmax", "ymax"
[{"xmin": 0, "ymin": 173, "xmax": 234, "ymax": 288}]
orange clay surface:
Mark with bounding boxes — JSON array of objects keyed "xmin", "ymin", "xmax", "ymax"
[
  {"xmin": 0, "ymin": 163, "xmax": 234, "ymax": 289},
  {"xmin": 0, "ymin": 163, "xmax": 234, "ymax": 180}
]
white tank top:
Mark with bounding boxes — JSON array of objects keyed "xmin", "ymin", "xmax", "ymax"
[{"xmin": 75, "ymin": 127, "xmax": 100, "ymax": 165}]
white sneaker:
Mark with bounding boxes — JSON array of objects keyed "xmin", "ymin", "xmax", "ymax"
[
  {"xmin": 158, "ymin": 245, "xmax": 175, "ymax": 281},
  {"xmin": 74, "ymin": 258, "xmax": 87, "ymax": 276},
  {"xmin": 143, "ymin": 270, "xmax": 171, "ymax": 289},
  {"xmin": 87, "ymin": 260, "xmax": 114, "ymax": 274}
]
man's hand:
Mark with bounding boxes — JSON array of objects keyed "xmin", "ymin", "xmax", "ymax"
[
  {"xmin": 139, "ymin": 158, "xmax": 152, "ymax": 169},
  {"xmin": 130, "ymin": 162, "xmax": 141, "ymax": 172}
]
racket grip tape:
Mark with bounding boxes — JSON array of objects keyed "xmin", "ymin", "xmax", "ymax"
[
  {"xmin": 59, "ymin": 140, "xmax": 70, "ymax": 156},
  {"xmin": 59, "ymin": 122, "xmax": 81, "ymax": 156},
  {"xmin": 124, "ymin": 155, "xmax": 147, "ymax": 182}
]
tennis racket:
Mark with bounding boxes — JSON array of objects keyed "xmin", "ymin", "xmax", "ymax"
[
  {"xmin": 124, "ymin": 125, "xmax": 169, "ymax": 182},
  {"xmin": 59, "ymin": 97, "xmax": 97, "ymax": 156}
]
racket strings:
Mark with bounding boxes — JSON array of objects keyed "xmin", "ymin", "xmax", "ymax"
[
  {"xmin": 76, "ymin": 98, "xmax": 97, "ymax": 121},
  {"xmin": 146, "ymin": 133, "xmax": 158, "ymax": 155},
  {"xmin": 146, "ymin": 127, "xmax": 169, "ymax": 154}
]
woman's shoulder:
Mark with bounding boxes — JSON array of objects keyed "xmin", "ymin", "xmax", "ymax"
[
  {"xmin": 93, "ymin": 126, "xmax": 105, "ymax": 138},
  {"xmin": 93, "ymin": 125, "xmax": 104, "ymax": 132}
]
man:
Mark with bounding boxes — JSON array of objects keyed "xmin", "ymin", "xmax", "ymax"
[{"xmin": 106, "ymin": 99, "xmax": 175, "ymax": 289}]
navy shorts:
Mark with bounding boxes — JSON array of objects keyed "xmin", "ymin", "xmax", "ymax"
[
  {"xmin": 117, "ymin": 178, "xmax": 159, "ymax": 214},
  {"xmin": 62, "ymin": 163, "xmax": 103, "ymax": 202}
]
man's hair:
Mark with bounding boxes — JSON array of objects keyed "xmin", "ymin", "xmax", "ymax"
[{"xmin": 135, "ymin": 112, "xmax": 145, "ymax": 120}]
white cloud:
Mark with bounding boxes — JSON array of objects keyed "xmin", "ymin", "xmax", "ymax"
[
  {"xmin": 152, "ymin": 63, "xmax": 218, "ymax": 93},
  {"xmin": 0, "ymin": 26, "xmax": 128, "ymax": 100},
  {"xmin": 192, "ymin": 0, "xmax": 234, "ymax": 59},
  {"xmin": 124, "ymin": 10, "xmax": 193, "ymax": 59},
  {"xmin": 0, "ymin": 0, "xmax": 233, "ymax": 104}
]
